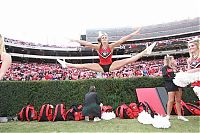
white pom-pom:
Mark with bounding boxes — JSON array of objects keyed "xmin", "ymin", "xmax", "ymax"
[
  {"xmin": 173, "ymin": 72, "xmax": 200, "ymax": 87},
  {"xmin": 101, "ymin": 112, "xmax": 112, "ymax": 120},
  {"xmin": 137, "ymin": 110, "xmax": 154, "ymax": 124},
  {"xmin": 152, "ymin": 115, "xmax": 171, "ymax": 128},
  {"xmin": 110, "ymin": 111, "xmax": 116, "ymax": 119},
  {"xmin": 101, "ymin": 111, "xmax": 116, "ymax": 120}
]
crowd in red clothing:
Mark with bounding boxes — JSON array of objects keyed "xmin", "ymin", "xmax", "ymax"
[{"xmin": 2, "ymin": 57, "xmax": 188, "ymax": 81}]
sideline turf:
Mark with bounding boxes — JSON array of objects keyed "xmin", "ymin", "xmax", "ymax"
[{"xmin": 0, "ymin": 116, "xmax": 199, "ymax": 132}]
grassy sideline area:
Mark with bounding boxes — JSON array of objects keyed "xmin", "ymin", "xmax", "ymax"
[{"xmin": 0, "ymin": 116, "xmax": 199, "ymax": 132}]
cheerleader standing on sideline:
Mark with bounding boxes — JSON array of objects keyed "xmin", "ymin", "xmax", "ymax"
[
  {"xmin": 162, "ymin": 55, "xmax": 188, "ymax": 121},
  {"xmin": 186, "ymin": 39, "xmax": 200, "ymax": 100},
  {"xmin": 0, "ymin": 34, "xmax": 12, "ymax": 80}
]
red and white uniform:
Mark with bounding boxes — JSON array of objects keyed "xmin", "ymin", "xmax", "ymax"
[
  {"xmin": 190, "ymin": 58, "xmax": 200, "ymax": 87},
  {"xmin": 98, "ymin": 47, "xmax": 112, "ymax": 65},
  {"xmin": 190, "ymin": 58, "xmax": 200, "ymax": 100}
]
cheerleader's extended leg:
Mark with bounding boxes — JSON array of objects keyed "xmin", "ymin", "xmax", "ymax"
[{"xmin": 193, "ymin": 86, "xmax": 200, "ymax": 100}]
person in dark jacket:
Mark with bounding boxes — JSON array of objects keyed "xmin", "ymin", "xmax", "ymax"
[
  {"xmin": 82, "ymin": 85, "xmax": 101, "ymax": 122},
  {"xmin": 162, "ymin": 55, "xmax": 188, "ymax": 121}
]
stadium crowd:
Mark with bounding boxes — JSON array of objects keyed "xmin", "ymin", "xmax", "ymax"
[{"xmin": 2, "ymin": 57, "xmax": 187, "ymax": 81}]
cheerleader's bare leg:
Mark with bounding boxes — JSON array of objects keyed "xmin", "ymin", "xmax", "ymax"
[
  {"xmin": 166, "ymin": 92, "xmax": 175, "ymax": 118},
  {"xmin": 175, "ymin": 88, "xmax": 189, "ymax": 121}
]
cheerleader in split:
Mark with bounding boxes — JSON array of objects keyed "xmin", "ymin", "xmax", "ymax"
[
  {"xmin": 0, "ymin": 34, "xmax": 12, "ymax": 80},
  {"xmin": 162, "ymin": 55, "xmax": 188, "ymax": 121},
  {"xmin": 57, "ymin": 27, "xmax": 157, "ymax": 73}
]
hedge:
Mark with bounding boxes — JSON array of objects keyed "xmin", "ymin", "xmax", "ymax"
[{"xmin": 0, "ymin": 77, "xmax": 198, "ymax": 116}]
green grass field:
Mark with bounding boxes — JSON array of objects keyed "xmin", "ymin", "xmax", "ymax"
[{"xmin": 0, "ymin": 116, "xmax": 199, "ymax": 132}]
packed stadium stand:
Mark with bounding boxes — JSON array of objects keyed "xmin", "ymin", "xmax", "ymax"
[
  {"xmin": 2, "ymin": 17, "xmax": 200, "ymax": 80},
  {"xmin": 3, "ymin": 57, "xmax": 187, "ymax": 81}
]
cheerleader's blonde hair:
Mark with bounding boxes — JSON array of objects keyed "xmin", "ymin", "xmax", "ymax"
[
  {"xmin": 164, "ymin": 54, "xmax": 174, "ymax": 67},
  {"xmin": 188, "ymin": 39, "xmax": 200, "ymax": 59}
]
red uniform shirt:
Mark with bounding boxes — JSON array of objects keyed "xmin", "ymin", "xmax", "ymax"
[{"xmin": 98, "ymin": 47, "xmax": 112, "ymax": 65}]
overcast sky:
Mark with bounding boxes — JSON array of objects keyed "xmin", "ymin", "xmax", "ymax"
[{"xmin": 0, "ymin": 0, "xmax": 199, "ymax": 45}]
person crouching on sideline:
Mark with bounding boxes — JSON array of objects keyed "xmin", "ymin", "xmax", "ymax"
[
  {"xmin": 0, "ymin": 34, "xmax": 12, "ymax": 80},
  {"xmin": 82, "ymin": 85, "xmax": 101, "ymax": 122},
  {"xmin": 161, "ymin": 55, "xmax": 188, "ymax": 121}
]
